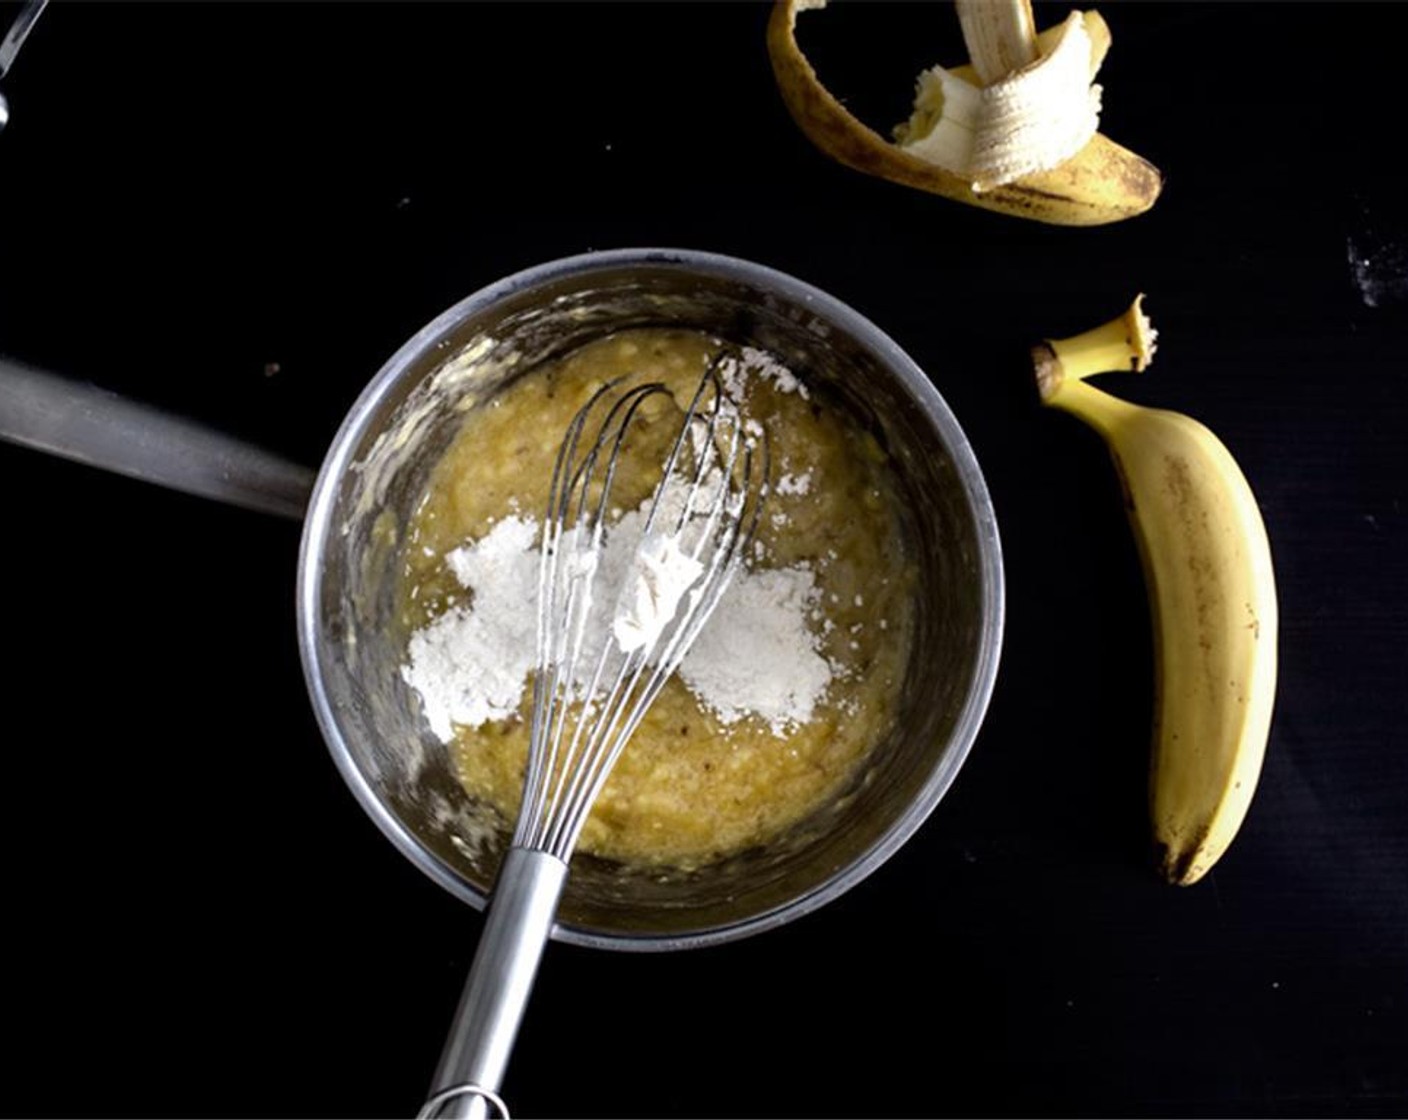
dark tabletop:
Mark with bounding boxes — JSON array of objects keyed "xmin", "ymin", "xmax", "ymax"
[{"xmin": 1, "ymin": 3, "xmax": 1405, "ymax": 1118}]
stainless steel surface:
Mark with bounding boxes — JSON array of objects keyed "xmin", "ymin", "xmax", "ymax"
[
  {"xmin": 418, "ymin": 1083, "xmax": 508, "ymax": 1120},
  {"xmin": 0, "ymin": 0, "xmax": 49, "ymax": 132},
  {"xmin": 426, "ymin": 848, "xmax": 568, "ymax": 1120},
  {"xmin": 0, "ymin": 0, "xmax": 46, "ymax": 76},
  {"xmin": 0, "ymin": 356, "xmax": 315, "ymax": 519},
  {"xmin": 297, "ymin": 247, "xmax": 1005, "ymax": 953}
]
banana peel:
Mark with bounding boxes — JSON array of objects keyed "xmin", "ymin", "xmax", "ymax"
[{"xmin": 767, "ymin": 0, "xmax": 1162, "ymax": 226}]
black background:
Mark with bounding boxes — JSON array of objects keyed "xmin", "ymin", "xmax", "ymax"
[{"xmin": 2, "ymin": 3, "xmax": 1405, "ymax": 1117}]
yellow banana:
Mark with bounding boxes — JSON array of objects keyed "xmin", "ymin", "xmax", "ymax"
[
  {"xmin": 766, "ymin": 0, "xmax": 1161, "ymax": 226},
  {"xmin": 1033, "ymin": 299, "xmax": 1277, "ymax": 884}
]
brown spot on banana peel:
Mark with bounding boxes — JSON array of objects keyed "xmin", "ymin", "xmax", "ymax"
[
  {"xmin": 1147, "ymin": 454, "xmax": 1230, "ymax": 887},
  {"xmin": 1165, "ymin": 454, "xmax": 1226, "ymax": 702},
  {"xmin": 766, "ymin": 0, "xmax": 1162, "ymax": 226},
  {"xmin": 1111, "ymin": 451, "xmax": 1201, "ymax": 888},
  {"xmin": 1156, "ymin": 836, "xmax": 1210, "ymax": 886}
]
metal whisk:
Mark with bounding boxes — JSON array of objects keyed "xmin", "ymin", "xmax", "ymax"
[{"xmin": 420, "ymin": 357, "xmax": 768, "ymax": 1119}]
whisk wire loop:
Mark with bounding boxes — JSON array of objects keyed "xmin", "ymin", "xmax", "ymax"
[
  {"xmin": 521, "ymin": 356, "xmax": 769, "ymax": 860},
  {"xmin": 539, "ymin": 370, "xmax": 727, "ymax": 824},
  {"xmin": 519, "ymin": 380, "xmax": 666, "ymax": 850},
  {"xmin": 537, "ymin": 379, "xmax": 713, "ymax": 857},
  {"xmin": 520, "ymin": 382, "xmax": 612, "ymax": 842}
]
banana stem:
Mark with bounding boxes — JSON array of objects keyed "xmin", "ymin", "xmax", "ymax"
[
  {"xmin": 1032, "ymin": 294, "xmax": 1157, "ymax": 401},
  {"xmin": 955, "ymin": 0, "xmax": 1038, "ymax": 86},
  {"xmin": 1037, "ymin": 377, "xmax": 1138, "ymax": 440}
]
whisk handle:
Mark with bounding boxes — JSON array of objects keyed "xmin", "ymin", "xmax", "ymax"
[{"xmin": 423, "ymin": 847, "xmax": 569, "ymax": 1119}]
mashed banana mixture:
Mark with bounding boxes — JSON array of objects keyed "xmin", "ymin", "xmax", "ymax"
[{"xmin": 399, "ymin": 329, "xmax": 915, "ymax": 869}]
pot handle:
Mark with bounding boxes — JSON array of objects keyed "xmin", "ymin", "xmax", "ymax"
[{"xmin": 0, "ymin": 355, "xmax": 315, "ymax": 520}]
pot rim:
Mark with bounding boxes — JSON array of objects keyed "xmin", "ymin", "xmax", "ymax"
[{"xmin": 297, "ymin": 247, "xmax": 1004, "ymax": 952}]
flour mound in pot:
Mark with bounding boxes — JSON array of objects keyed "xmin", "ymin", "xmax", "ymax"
[{"xmin": 398, "ymin": 329, "xmax": 916, "ymax": 870}]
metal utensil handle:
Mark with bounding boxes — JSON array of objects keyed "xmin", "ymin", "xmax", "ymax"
[
  {"xmin": 423, "ymin": 847, "xmax": 569, "ymax": 1120},
  {"xmin": 1, "ymin": 1, "xmax": 50, "ymax": 132},
  {"xmin": 0, "ymin": 0, "xmax": 47, "ymax": 78},
  {"xmin": 0, "ymin": 356, "xmax": 315, "ymax": 520}
]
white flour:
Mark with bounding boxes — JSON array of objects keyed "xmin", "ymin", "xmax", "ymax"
[
  {"xmin": 401, "ymin": 345, "xmax": 837, "ymax": 742},
  {"xmin": 719, "ymin": 347, "xmax": 811, "ymax": 403},
  {"xmin": 776, "ymin": 469, "xmax": 813, "ymax": 496},
  {"xmin": 611, "ymin": 533, "xmax": 704, "ymax": 654},
  {"xmin": 678, "ymin": 564, "xmax": 831, "ymax": 731},
  {"xmin": 403, "ymin": 515, "xmax": 539, "ymax": 741},
  {"xmin": 401, "ymin": 504, "xmax": 833, "ymax": 741}
]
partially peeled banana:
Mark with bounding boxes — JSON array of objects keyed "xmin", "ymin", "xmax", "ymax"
[
  {"xmin": 767, "ymin": 0, "xmax": 1162, "ymax": 225},
  {"xmin": 1034, "ymin": 300, "xmax": 1278, "ymax": 884}
]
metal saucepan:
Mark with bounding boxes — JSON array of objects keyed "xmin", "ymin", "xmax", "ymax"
[{"xmin": 1, "ymin": 247, "xmax": 1004, "ymax": 1097}]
